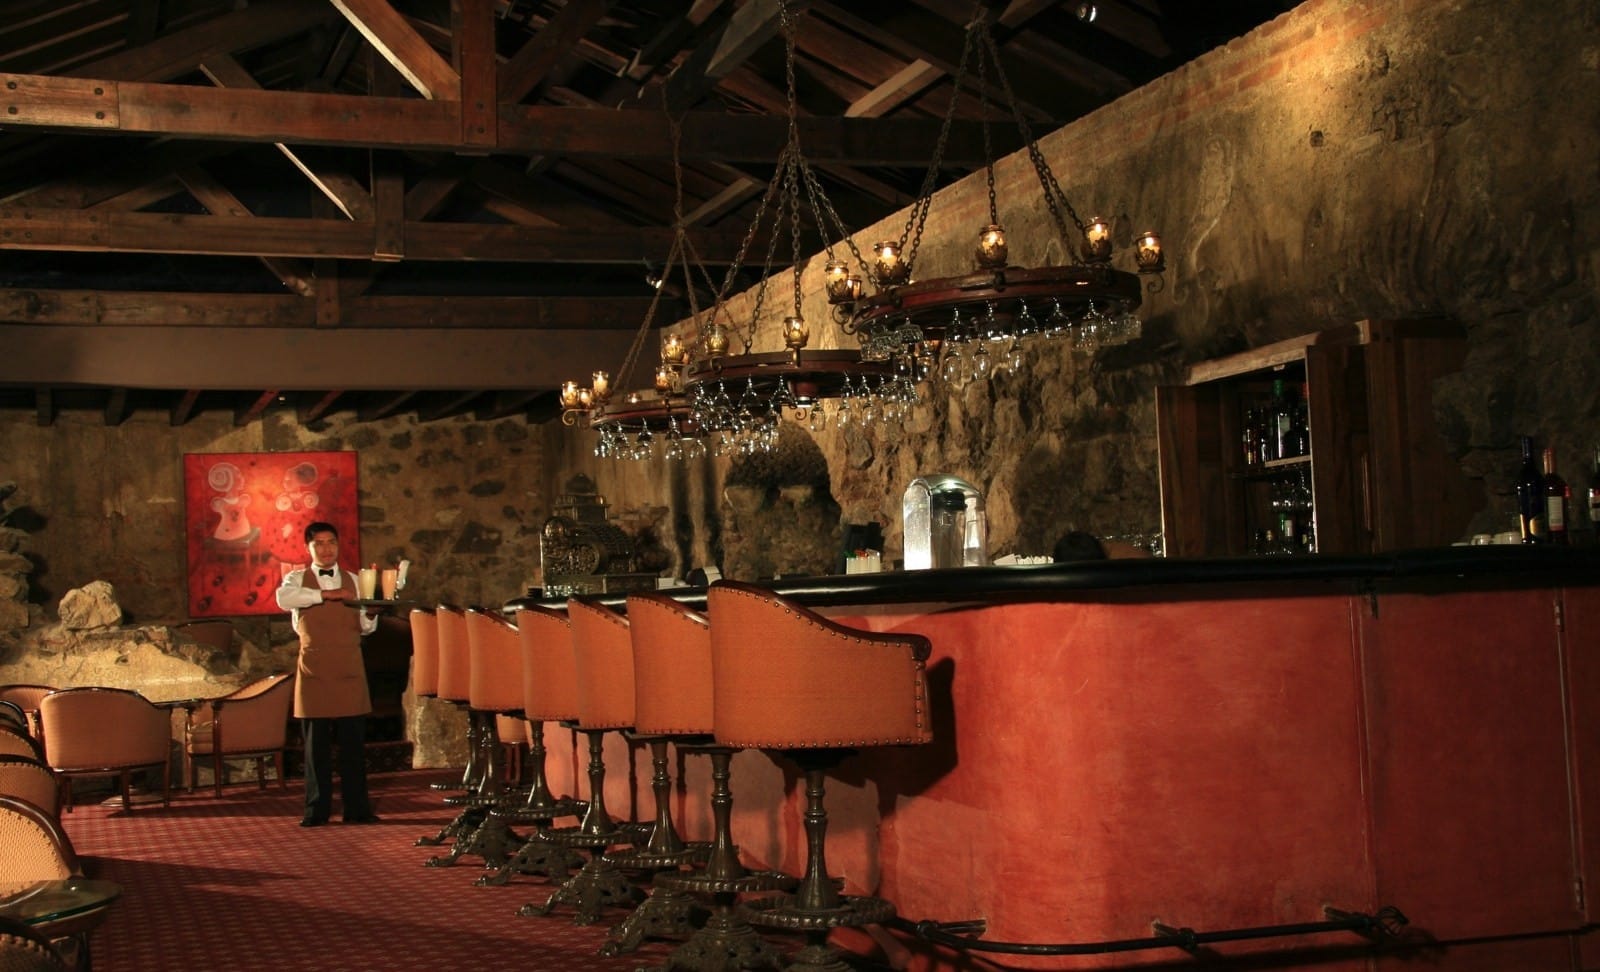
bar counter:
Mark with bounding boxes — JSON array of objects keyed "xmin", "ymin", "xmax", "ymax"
[{"xmin": 509, "ymin": 547, "xmax": 1600, "ymax": 970}]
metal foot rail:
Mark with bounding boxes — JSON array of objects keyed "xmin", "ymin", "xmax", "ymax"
[{"xmin": 891, "ymin": 904, "xmax": 1408, "ymax": 957}]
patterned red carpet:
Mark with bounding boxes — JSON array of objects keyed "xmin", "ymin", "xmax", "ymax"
[{"xmin": 59, "ymin": 771, "xmax": 685, "ymax": 972}]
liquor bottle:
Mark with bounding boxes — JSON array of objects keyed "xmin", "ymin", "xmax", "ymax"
[
  {"xmin": 1282, "ymin": 396, "xmax": 1310, "ymax": 459},
  {"xmin": 1242, "ymin": 407, "xmax": 1259, "ymax": 468},
  {"xmin": 1266, "ymin": 380, "xmax": 1289, "ymax": 462},
  {"xmin": 1543, "ymin": 448, "xmax": 1569, "ymax": 545},
  {"xmin": 1516, "ymin": 436, "xmax": 1547, "ymax": 543},
  {"xmin": 1589, "ymin": 446, "xmax": 1600, "ymax": 541}
]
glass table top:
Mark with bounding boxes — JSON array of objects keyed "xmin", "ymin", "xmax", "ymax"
[{"xmin": 0, "ymin": 877, "xmax": 122, "ymax": 926}]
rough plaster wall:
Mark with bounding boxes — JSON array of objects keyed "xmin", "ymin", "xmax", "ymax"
[
  {"xmin": 0, "ymin": 408, "xmax": 549, "ymax": 622},
  {"xmin": 570, "ymin": 0, "xmax": 1600, "ymax": 576}
]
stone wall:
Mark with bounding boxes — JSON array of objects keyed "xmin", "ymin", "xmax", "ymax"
[
  {"xmin": 0, "ymin": 409, "xmax": 553, "ymax": 767},
  {"xmin": 0, "ymin": 409, "xmax": 552, "ymax": 620},
  {"xmin": 558, "ymin": 0, "xmax": 1600, "ymax": 576}
]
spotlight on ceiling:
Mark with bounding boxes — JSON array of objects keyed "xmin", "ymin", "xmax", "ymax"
[{"xmin": 1076, "ymin": 2, "xmax": 1098, "ymax": 23}]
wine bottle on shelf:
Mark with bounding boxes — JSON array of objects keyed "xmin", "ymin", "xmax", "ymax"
[
  {"xmin": 1588, "ymin": 446, "xmax": 1600, "ymax": 542},
  {"xmin": 1543, "ymin": 448, "xmax": 1569, "ymax": 545},
  {"xmin": 1516, "ymin": 436, "xmax": 1547, "ymax": 544},
  {"xmin": 1270, "ymin": 380, "xmax": 1292, "ymax": 461}
]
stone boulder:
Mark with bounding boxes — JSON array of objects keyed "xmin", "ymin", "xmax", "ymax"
[{"xmin": 58, "ymin": 580, "xmax": 124, "ymax": 630}]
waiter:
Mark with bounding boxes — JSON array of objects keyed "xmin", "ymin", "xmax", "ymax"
[{"xmin": 276, "ymin": 521, "xmax": 380, "ymax": 827}]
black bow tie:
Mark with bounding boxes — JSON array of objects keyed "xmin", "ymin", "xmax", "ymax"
[{"xmin": 317, "ymin": 568, "xmax": 335, "ymax": 577}]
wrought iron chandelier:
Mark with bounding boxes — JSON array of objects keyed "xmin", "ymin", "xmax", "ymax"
[
  {"xmin": 678, "ymin": 0, "xmax": 919, "ymax": 457},
  {"xmin": 826, "ymin": 8, "xmax": 1165, "ymax": 386}
]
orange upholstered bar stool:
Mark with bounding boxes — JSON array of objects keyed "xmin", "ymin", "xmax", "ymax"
[
  {"xmin": 602, "ymin": 593, "xmax": 789, "ymax": 968},
  {"xmin": 477, "ymin": 604, "xmax": 586, "ymax": 887},
  {"xmin": 710, "ymin": 581, "xmax": 933, "ymax": 972},
  {"xmin": 426, "ymin": 608, "xmax": 526, "ymax": 869},
  {"xmin": 526, "ymin": 597, "xmax": 646, "ymax": 924},
  {"xmin": 416, "ymin": 604, "xmax": 490, "ymax": 850}
]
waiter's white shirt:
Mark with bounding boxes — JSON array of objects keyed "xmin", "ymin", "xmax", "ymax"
[{"xmin": 276, "ymin": 565, "xmax": 379, "ymax": 635}]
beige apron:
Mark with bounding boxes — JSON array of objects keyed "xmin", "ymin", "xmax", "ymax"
[{"xmin": 293, "ymin": 570, "xmax": 372, "ymax": 719}]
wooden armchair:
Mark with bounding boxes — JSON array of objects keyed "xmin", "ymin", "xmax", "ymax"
[
  {"xmin": 38, "ymin": 688, "xmax": 172, "ymax": 812},
  {"xmin": 0, "ymin": 685, "xmax": 56, "ymax": 742},
  {"xmin": 179, "ymin": 673, "xmax": 294, "ymax": 798},
  {"xmin": 0, "ymin": 756, "xmax": 63, "ymax": 822},
  {"xmin": 0, "ymin": 725, "xmax": 45, "ymax": 763},
  {"xmin": 0, "ymin": 794, "xmax": 79, "ymax": 898}
]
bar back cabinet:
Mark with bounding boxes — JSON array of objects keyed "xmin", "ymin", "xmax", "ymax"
[{"xmin": 1156, "ymin": 318, "xmax": 1478, "ymax": 557}]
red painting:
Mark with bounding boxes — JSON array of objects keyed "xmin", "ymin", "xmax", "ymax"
[{"xmin": 183, "ymin": 451, "xmax": 359, "ymax": 617}]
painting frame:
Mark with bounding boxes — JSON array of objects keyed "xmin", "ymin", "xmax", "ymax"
[{"xmin": 182, "ymin": 451, "xmax": 360, "ymax": 617}]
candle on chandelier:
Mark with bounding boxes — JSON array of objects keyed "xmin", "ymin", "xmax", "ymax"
[
  {"xmin": 560, "ymin": 381, "xmax": 583, "ymax": 410},
  {"xmin": 783, "ymin": 315, "xmax": 810, "ymax": 350},
  {"xmin": 705, "ymin": 322, "xmax": 730, "ymax": 355},
  {"xmin": 1136, "ymin": 230, "xmax": 1165, "ymax": 273},
  {"xmin": 873, "ymin": 240, "xmax": 908, "ymax": 285},
  {"xmin": 1084, "ymin": 217, "xmax": 1112, "ymax": 262},
  {"xmin": 591, "ymin": 370, "xmax": 611, "ymax": 402},
  {"xmin": 661, "ymin": 333, "xmax": 687, "ymax": 364},
  {"xmin": 655, "ymin": 365, "xmax": 674, "ymax": 392},
  {"xmin": 975, "ymin": 223, "xmax": 1008, "ymax": 269},
  {"xmin": 824, "ymin": 259, "xmax": 855, "ymax": 303}
]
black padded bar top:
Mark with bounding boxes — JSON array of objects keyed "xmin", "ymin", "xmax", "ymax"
[{"xmin": 505, "ymin": 545, "xmax": 1600, "ymax": 615}]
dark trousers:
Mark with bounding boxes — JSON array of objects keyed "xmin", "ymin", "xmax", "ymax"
[{"xmin": 302, "ymin": 715, "xmax": 369, "ymax": 820}]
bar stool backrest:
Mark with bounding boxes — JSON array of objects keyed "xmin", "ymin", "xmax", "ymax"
[
  {"xmin": 515, "ymin": 606, "xmax": 579, "ymax": 723},
  {"xmin": 626, "ymin": 594, "xmax": 713, "ymax": 736},
  {"xmin": 567, "ymin": 599, "xmax": 634, "ymax": 731},
  {"xmin": 467, "ymin": 609, "xmax": 523, "ymax": 713},
  {"xmin": 409, "ymin": 607, "xmax": 439, "ymax": 698},
  {"xmin": 434, "ymin": 605, "xmax": 470, "ymax": 703},
  {"xmin": 707, "ymin": 581, "xmax": 934, "ymax": 750}
]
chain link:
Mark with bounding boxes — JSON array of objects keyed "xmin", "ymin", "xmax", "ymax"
[
  {"xmin": 898, "ymin": 7, "xmax": 981, "ymax": 276},
  {"xmin": 980, "ymin": 24, "xmax": 1087, "ymax": 243}
]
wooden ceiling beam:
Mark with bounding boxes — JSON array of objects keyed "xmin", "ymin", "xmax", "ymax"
[
  {"xmin": 0, "ymin": 209, "xmax": 752, "ymax": 264},
  {"xmin": 358, "ymin": 391, "xmax": 416, "ymax": 421},
  {"xmin": 0, "ymin": 288, "xmax": 663, "ymax": 329},
  {"xmin": 235, "ymin": 390, "xmax": 280, "ymax": 427},
  {"xmin": 175, "ymin": 165, "xmax": 317, "ymax": 297},
  {"xmin": 846, "ymin": 59, "xmax": 944, "ymax": 118},
  {"xmin": 328, "ymin": 0, "xmax": 460, "ymax": 100},
  {"xmin": 0, "ymin": 325, "xmax": 640, "ymax": 391},
  {"xmin": 416, "ymin": 391, "xmax": 482, "ymax": 422},
  {"xmin": 198, "ymin": 55, "xmax": 375, "ymax": 222},
  {"xmin": 299, "ymin": 390, "xmax": 344, "ymax": 423},
  {"xmin": 473, "ymin": 390, "xmax": 543, "ymax": 421},
  {"xmin": 498, "ymin": 0, "xmax": 614, "ymax": 104},
  {"xmin": 104, "ymin": 388, "xmax": 129, "ymax": 426},
  {"xmin": 64, "ymin": 0, "xmax": 341, "ymax": 83},
  {"xmin": 171, "ymin": 389, "xmax": 202, "ymax": 427},
  {"xmin": 0, "ymin": 73, "xmax": 1013, "ymax": 164}
]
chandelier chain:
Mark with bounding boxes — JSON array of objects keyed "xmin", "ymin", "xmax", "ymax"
[
  {"xmin": 976, "ymin": 18, "xmax": 998, "ymax": 228},
  {"xmin": 980, "ymin": 25, "xmax": 1086, "ymax": 241},
  {"xmin": 898, "ymin": 10, "xmax": 981, "ymax": 277}
]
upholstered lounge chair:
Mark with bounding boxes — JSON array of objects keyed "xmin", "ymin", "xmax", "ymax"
[
  {"xmin": 38, "ymin": 688, "xmax": 172, "ymax": 812},
  {"xmin": 180, "ymin": 673, "xmax": 293, "ymax": 798}
]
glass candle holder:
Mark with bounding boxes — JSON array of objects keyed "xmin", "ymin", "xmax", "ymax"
[
  {"xmin": 661, "ymin": 333, "xmax": 687, "ymax": 363},
  {"xmin": 1135, "ymin": 230, "xmax": 1165, "ymax": 273},
  {"xmin": 1083, "ymin": 216, "xmax": 1112, "ymax": 263},
  {"xmin": 824, "ymin": 259, "xmax": 855, "ymax": 303},
  {"xmin": 975, "ymin": 223, "xmax": 1008, "ymax": 269},
  {"xmin": 559, "ymin": 380, "xmax": 583, "ymax": 409},
  {"xmin": 783, "ymin": 315, "xmax": 810, "ymax": 350},
  {"xmin": 591, "ymin": 370, "xmax": 611, "ymax": 403},
  {"xmin": 873, "ymin": 240, "xmax": 908, "ymax": 286}
]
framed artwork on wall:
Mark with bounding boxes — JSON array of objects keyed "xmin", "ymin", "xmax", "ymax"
[{"xmin": 182, "ymin": 451, "xmax": 360, "ymax": 617}]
